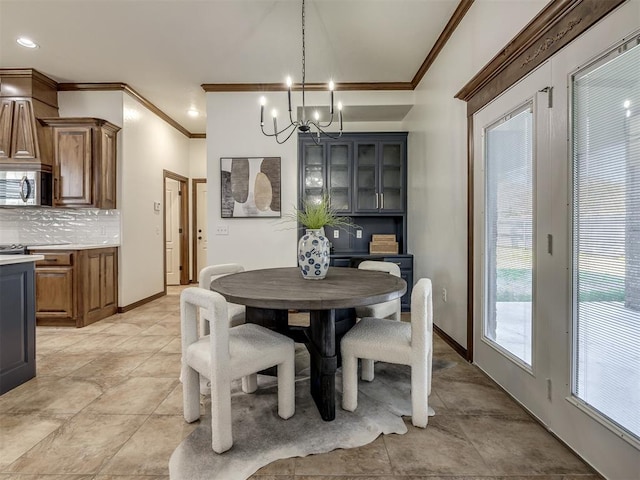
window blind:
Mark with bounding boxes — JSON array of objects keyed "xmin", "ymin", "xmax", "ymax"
[{"xmin": 572, "ymin": 36, "xmax": 640, "ymax": 440}]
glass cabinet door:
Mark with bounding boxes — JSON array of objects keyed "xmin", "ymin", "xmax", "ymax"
[
  {"xmin": 355, "ymin": 142, "xmax": 379, "ymax": 212},
  {"xmin": 328, "ymin": 143, "xmax": 351, "ymax": 212},
  {"xmin": 380, "ymin": 142, "xmax": 404, "ymax": 212},
  {"xmin": 302, "ymin": 143, "xmax": 325, "ymax": 206}
]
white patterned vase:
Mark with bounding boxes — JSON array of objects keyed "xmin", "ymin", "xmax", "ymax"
[{"xmin": 298, "ymin": 228, "xmax": 330, "ymax": 280}]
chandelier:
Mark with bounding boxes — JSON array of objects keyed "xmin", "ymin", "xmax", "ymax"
[{"xmin": 259, "ymin": 0, "xmax": 343, "ymax": 144}]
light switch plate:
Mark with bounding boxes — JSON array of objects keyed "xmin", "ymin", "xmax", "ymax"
[{"xmin": 215, "ymin": 225, "xmax": 229, "ymax": 235}]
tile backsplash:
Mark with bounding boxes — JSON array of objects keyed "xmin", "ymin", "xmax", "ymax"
[{"xmin": 0, "ymin": 208, "xmax": 120, "ymax": 245}]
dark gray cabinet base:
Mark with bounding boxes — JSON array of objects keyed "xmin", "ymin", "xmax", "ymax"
[
  {"xmin": 0, "ymin": 262, "xmax": 36, "ymax": 395},
  {"xmin": 330, "ymin": 254, "xmax": 413, "ymax": 311}
]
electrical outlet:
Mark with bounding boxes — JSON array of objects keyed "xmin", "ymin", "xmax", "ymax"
[
  {"xmin": 441, "ymin": 287, "xmax": 447, "ymax": 303},
  {"xmin": 356, "ymin": 229, "xmax": 362, "ymax": 239},
  {"xmin": 333, "ymin": 230, "xmax": 339, "ymax": 239},
  {"xmin": 215, "ymin": 225, "xmax": 229, "ymax": 235}
]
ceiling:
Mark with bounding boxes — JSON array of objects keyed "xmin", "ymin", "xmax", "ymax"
[{"xmin": 0, "ymin": 0, "xmax": 462, "ymax": 135}]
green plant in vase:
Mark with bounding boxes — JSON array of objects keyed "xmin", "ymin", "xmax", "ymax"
[
  {"xmin": 291, "ymin": 194, "xmax": 357, "ymax": 279},
  {"xmin": 294, "ymin": 194, "xmax": 355, "ymax": 232}
]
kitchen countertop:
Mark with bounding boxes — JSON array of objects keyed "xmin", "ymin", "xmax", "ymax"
[
  {"xmin": 0, "ymin": 255, "xmax": 44, "ymax": 266},
  {"xmin": 27, "ymin": 244, "xmax": 120, "ymax": 251}
]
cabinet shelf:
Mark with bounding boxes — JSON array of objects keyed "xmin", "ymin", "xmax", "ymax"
[{"xmin": 299, "ymin": 132, "xmax": 409, "ymax": 305}]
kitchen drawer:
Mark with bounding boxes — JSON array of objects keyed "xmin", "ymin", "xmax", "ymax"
[
  {"xmin": 330, "ymin": 258, "xmax": 351, "ymax": 268},
  {"xmin": 34, "ymin": 252, "xmax": 73, "ymax": 267},
  {"xmin": 382, "ymin": 256, "xmax": 412, "ymax": 270}
]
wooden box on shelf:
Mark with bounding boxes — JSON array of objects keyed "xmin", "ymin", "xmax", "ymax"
[{"xmin": 369, "ymin": 234, "xmax": 399, "ymax": 254}]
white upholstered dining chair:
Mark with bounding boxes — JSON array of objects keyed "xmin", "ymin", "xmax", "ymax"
[
  {"xmin": 341, "ymin": 278, "xmax": 434, "ymax": 428},
  {"xmin": 353, "ymin": 260, "xmax": 403, "ymax": 380},
  {"xmin": 181, "ymin": 287, "xmax": 295, "ymax": 453},
  {"xmin": 354, "ymin": 260, "xmax": 402, "ymax": 322},
  {"xmin": 199, "ymin": 263, "xmax": 246, "ymax": 334}
]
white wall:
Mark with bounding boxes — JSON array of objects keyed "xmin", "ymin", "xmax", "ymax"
[
  {"xmin": 58, "ymin": 90, "xmax": 192, "ymax": 307},
  {"xmin": 120, "ymin": 94, "xmax": 190, "ymax": 305},
  {"xmin": 402, "ymin": 0, "xmax": 547, "ymax": 347},
  {"xmin": 205, "ymin": 90, "xmax": 413, "ymax": 270},
  {"xmin": 189, "ymin": 138, "xmax": 207, "ymax": 179},
  {"xmin": 206, "ymin": 92, "xmax": 299, "ymax": 269}
]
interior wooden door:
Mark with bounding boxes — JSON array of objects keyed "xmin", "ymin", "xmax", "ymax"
[
  {"xmin": 195, "ymin": 180, "xmax": 208, "ymax": 279},
  {"xmin": 165, "ymin": 178, "xmax": 181, "ymax": 285}
]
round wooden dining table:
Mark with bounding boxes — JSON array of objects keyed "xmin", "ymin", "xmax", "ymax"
[{"xmin": 210, "ymin": 266, "xmax": 406, "ymax": 421}]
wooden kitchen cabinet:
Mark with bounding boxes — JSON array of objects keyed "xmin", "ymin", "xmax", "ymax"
[
  {"xmin": 0, "ymin": 69, "xmax": 59, "ymax": 169},
  {"xmin": 39, "ymin": 118, "xmax": 120, "ymax": 209},
  {"xmin": 32, "ymin": 247, "xmax": 118, "ymax": 327},
  {"xmin": 82, "ymin": 248, "xmax": 118, "ymax": 324},
  {"xmin": 34, "ymin": 254, "xmax": 75, "ymax": 323},
  {"xmin": 0, "ymin": 99, "xmax": 37, "ymax": 160}
]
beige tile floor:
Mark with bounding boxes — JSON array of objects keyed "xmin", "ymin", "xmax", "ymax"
[{"xmin": 0, "ymin": 286, "xmax": 600, "ymax": 480}]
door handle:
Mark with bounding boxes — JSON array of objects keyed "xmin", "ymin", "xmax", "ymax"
[
  {"xmin": 54, "ymin": 177, "xmax": 59, "ymax": 200},
  {"xmin": 375, "ymin": 193, "xmax": 379, "ymax": 209},
  {"xmin": 381, "ymin": 193, "xmax": 384, "ymax": 209},
  {"xmin": 19, "ymin": 175, "xmax": 31, "ymax": 202}
]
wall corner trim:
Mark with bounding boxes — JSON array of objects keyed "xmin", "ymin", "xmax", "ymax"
[
  {"xmin": 57, "ymin": 82, "xmax": 204, "ymax": 138},
  {"xmin": 455, "ymin": 0, "xmax": 626, "ymax": 114},
  {"xmin": 411, "ymin": 0, "xmax": 475, "ymax": 88}
]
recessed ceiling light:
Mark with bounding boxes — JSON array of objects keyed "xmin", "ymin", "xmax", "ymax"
[
  {"xmin": 187, "ymin": 108, "xmax": 199, "ymax": 118},
  {"xmin": 17, "ymin": 37, "xmax": 38, "ymax": 49}
]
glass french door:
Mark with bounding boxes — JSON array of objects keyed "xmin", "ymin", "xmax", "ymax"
[
  {"xmin": 570, "ymin": 34, "xmax": 640, "ymax": 442},
  {"xmin": 473, "ymin": 62, "xmax": 551, "ymax": 417},
  {"xmin": 473, "ymin": 11, "xmax": 640, "ymax": 474}
]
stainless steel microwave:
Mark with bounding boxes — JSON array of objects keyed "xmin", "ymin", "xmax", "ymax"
[{"xmin": 0, "ymin": 170, "xmax": 53, "ymax": 206}]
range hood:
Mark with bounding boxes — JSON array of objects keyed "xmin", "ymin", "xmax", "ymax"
[{"xmin": 0, "ymin": 69, "xmax": 59, "ymax": 173}]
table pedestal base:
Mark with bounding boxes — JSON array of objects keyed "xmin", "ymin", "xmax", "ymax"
[
  {"xmin": 245, "ymin": 306, "xmax": 356, "ymax": 421},
  {"xmin": 308, "ymin": 310, "xmax": 337, "ymax": 420}
]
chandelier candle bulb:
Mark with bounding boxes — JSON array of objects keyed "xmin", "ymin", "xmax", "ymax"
[
  {"xmin": 272, "ymin": 109, "xmax": 278, "ymax": 133},
  {"xmin": 260, "ymin": 97, "xmax": 266, "ymax": 125},
  {"xmin": 287, "ymin": 77, "xmax": 293, "ymax": 112},
  {"xmin": 329, "ymin": 80, "xmax": 335, "ymax": 114}
]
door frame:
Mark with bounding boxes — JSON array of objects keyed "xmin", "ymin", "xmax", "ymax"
[
  {"xmin": 163, "ymin": 169, "xmax": 189, "ymax": 286},
  {"xmin": 192, "ymin": 178, "xmax": 206, "ymax": 283},
  {"xmin": 457, "ymin": 0, "xmax": 625, "ymax": 361},
  {"xmin": 472, "ymin": 63, "xmax": 551, "ymax": 423}
]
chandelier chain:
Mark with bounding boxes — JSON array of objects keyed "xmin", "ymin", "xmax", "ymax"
[
  {"xmin": 301, "ymin": 0, "xmax": 306, "ymax": 110},
  {"xmin": 259, "ymin": 0, "xmax": 342, "ymax": 144}
]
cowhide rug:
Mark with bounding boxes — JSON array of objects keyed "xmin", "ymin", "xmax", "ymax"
[{"xmin": 169, "ymin": 352, "xmax": 456, "ymax": 480}]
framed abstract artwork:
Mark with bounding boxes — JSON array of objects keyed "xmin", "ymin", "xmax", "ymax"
[{"xmin": 220, "ymin": 157, "xmax": 281, "ymax": 218}]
